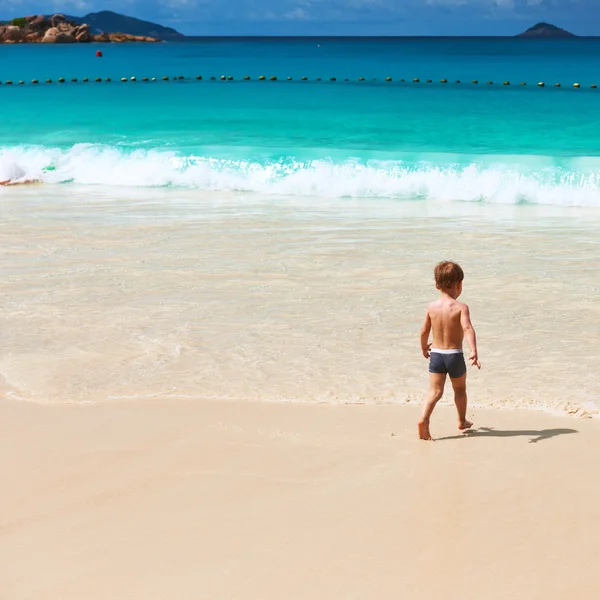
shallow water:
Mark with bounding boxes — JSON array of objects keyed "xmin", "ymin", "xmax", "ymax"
[{"xmin": 2, "ymin": 187, "xmax": 599, "ymax": 416}]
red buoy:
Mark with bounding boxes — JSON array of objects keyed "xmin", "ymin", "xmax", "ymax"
[{"xmin": 96, "ymin": 51, "xmax": 103, "ymax": 58}]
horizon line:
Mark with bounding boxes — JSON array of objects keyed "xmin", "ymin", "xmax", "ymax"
[{"xmin": 175, "ymin": 34, "xmax": 597, "ymax": 39}]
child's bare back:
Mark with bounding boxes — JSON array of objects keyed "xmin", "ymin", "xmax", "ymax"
[
  {"xmin": 418, "ymin": 261, "xmax": 480, "ymax": 440},
  {"xmin": 426, "ymin": 296, "xmax": 468, "ymax": 351}
]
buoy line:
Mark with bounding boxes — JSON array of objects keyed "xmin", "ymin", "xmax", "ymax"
[{"xmin": 0, "ymin": 77, "xmax": 597, "ymax": 89}]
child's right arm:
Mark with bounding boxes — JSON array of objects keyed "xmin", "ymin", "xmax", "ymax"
[
  {"xmin": 460, "ymin": 304, "xmax": 480, "ymax": 368},
  {"xmin": 420, "ymin": 309, "xmax": 432, "ymax": 359}
]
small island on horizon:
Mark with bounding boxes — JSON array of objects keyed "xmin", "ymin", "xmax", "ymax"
[{"xmin": 515, "ymin": 22, "xmax": 576, "ymax": 38}]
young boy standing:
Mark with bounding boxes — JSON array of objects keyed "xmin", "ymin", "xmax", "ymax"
[{"xmin": 418, "ymin": 261, "xmax": 480, "ymax": 440}]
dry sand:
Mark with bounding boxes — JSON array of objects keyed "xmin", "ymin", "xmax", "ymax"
[{"xmin": 2, "ymin": 398, "xmax": 598, "ymax": 600}]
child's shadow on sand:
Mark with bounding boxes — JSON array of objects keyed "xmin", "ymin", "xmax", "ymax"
[{"xmin": 437, "ymin": 426, "xmax": 578, "ymax": 444}]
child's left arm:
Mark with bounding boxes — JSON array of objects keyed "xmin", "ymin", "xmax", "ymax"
[{"xmin": 460, "ymin": 303, "xmax": 480, "ymax": 368}]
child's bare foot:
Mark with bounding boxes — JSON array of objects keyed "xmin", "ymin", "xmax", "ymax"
[
  {"xmin": 459, "ymin": 419, "xmax": 473, "ymax": 431},
  {"xmin": 418, "ymin": 419, "xmax": 432, "ymax": 440}
]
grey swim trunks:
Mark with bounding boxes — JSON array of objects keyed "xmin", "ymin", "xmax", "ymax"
[{"xmin": 429, "ymin": 349, "xmax": 466, "ymax": 379}]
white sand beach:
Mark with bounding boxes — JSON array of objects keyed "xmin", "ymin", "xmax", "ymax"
[
  {"xmin": 2, "ymin": 187, "xmax": 600, "ymax": 599},
  {"xmin": 2, "ymin": 398, "xmax": 599, "ymax": 600}
]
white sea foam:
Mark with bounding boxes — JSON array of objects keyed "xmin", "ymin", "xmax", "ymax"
[{"xmin": 2, "ymin": 144, "xmax": 600, "ymax": 206}]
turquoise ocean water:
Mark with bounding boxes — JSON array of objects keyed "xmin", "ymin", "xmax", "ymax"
[
  {"xmin": 3, "ymin": 38, "xmax": 600, "ymax": 414},
  {"xmin": 2, "ymin": 37, "xmax": 600, "ymax": 205}
]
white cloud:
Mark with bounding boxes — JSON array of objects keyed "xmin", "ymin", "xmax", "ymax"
[
  {"xmin": 56, "ymin": 0, "xmax": 92, "ymax": 10},
  {"xmin": 426, "ymin": 0, "xmax": 514, "ymax": 5},
  {"xmin": 163, "ymin": 0, "xmax": 199, "ymax": 7},
  {"xmin": 424, "ymin": 0, "xmax": 552, "ymax": 5},
  {"xmin": 284, "ymin": 8, "xmax": 309, "ymax": 19}
]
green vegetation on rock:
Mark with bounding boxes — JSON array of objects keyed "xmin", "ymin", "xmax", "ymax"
[{"xmin": 9, "ymin": 17, "xmax": 27, "ymax": 28}]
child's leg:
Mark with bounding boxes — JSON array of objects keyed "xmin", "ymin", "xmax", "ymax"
[
  {"xmin": 418, "ymin": 373, "xmax": 446, "ymax": 440},
  {"xmin": 450, "ymin": 374, "xmax": 472, "ymax": 430}
]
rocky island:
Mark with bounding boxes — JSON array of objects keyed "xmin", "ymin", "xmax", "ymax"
[
  {"xmin": 0, "ymin": 13, "xmax": 166, "ymax": 43},
  {"xmin": 516, "ymin": 22, "xmax": 576, "ymax": 38}
]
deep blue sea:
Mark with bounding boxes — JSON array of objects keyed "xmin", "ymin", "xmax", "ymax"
[{"xmin": 2, "ymin": 37, "xmax": 600, "ymax": 203}]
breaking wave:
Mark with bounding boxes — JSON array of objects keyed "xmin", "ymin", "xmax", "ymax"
[{"xmin": 2, "ymin": 144, "xmax": 600, "ymax": 206}]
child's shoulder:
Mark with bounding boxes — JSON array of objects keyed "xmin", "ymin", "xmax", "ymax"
[
  {"xmin": 454, "ymin": 300, "xmax": 471, "ymax": 316},
  {"xmin": 425, "ymin": 299, "xmax": 440, "ymax": 311},
  {"xmin": 426, "ymin": 298, "xmax": 469, "ymax": 313}
]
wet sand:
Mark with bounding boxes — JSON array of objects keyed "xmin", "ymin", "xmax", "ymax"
[
  {"xmin": 1, "ymin": 397, "xmax": 598, "ymax": 600},
  {"xmin": 1, "ymin": 186, "xmax": 600, "ymax": 416}
]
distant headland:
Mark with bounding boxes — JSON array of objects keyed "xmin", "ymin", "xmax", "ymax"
[
  {"xmin": 0, "ymin": 11, "xmax": 184, "ymax": 44},
  {"xmin": 516, "ymin": 23, "xmax": 576, "ymax": 38}
]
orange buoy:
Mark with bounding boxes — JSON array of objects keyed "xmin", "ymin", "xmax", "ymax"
[{"xmin": 96, "ymin": 51, "xmax": 103, "ymax": 58}]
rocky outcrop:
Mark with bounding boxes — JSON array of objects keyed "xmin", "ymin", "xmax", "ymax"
[
  {"xmin": 92, "ymin": 31, "xmax": 110, "ymax": 43},
  {"xmin": 41, "ymin": 25, "xmax": 75, "ymax": 44},
  {"xmin": 75, "ymin": 24, "xmax": 90, "ymax": 42},
  {"xmin": 51, "ymin": 14, "xmax": 66, "ymax": 27},
  {"xmin": 2, "ymin": 25, "xmax": 25, "ymax": 43},
  {"xmin": 93, "ymin": 32, "xmax": 161, "ymax": 43},
  {"xmin": 27, "ymin": 15, "xmax": 48, "ymax": 30},
  {"xmin": 0, "ymin": 13, "xmax": 161, "ymax": 43}
]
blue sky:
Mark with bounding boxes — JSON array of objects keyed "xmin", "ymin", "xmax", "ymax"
[{"xmin": 1, "ymin": 0, "xmax": 597, "ymax": 36}]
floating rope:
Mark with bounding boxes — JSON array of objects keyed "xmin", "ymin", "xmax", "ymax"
[{"xmin": 0, "ymin": 77, "xmax": 597, "ymax": 89}]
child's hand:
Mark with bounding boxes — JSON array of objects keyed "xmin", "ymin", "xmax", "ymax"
[
  {"xmin": 422, "ymin": 343, "xmax": 431, "ymax": 359},
  {"xmin": 470, "ymin": 352, "xmax": 481, "ymax": 369}
]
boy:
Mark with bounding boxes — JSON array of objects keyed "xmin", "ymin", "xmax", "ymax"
[{"xmin": 418, "ymin": 261, "xmax": 480, "ymax": 440}]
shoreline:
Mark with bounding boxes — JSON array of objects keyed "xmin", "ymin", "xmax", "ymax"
[
  {"xmin": 2, "ymin": 391, "xmax": 598, "ymax": 420},
  {"xmin": 2, "ymin": 397, "xmax": 599, "ymax": 599}
]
